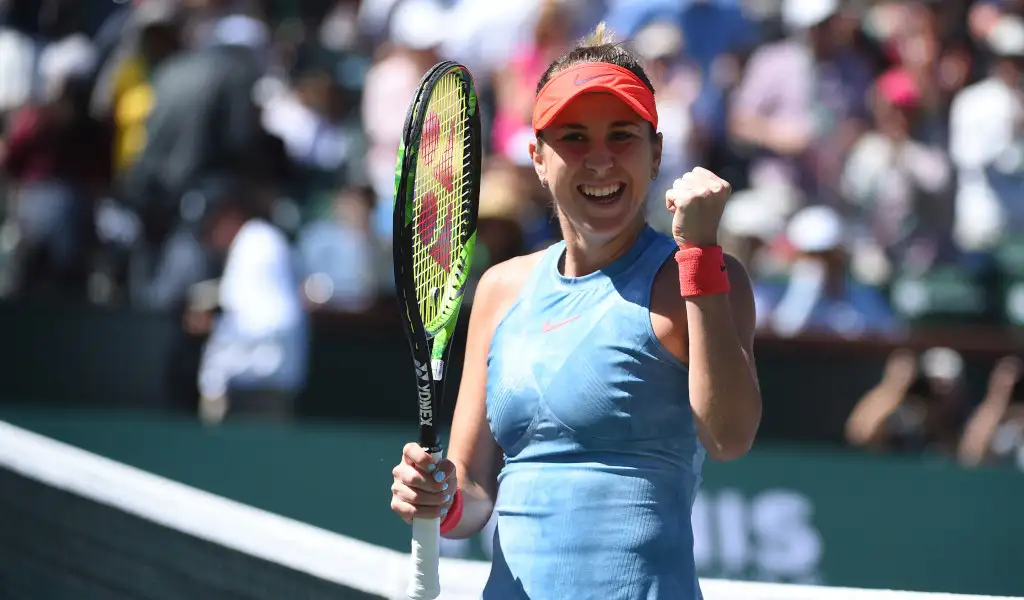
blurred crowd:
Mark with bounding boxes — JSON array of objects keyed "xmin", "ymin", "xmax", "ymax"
[
  {"xmin": 0, "ymin": 0, "xmax": 1022, "ymax": 461},
  {"xmin": 2, "ymin": 0, "xmax": 1024, "ymax": 329},
  {"xmin": 2, "ymin": 0, "xmax": 1024, "ymax": 328}
]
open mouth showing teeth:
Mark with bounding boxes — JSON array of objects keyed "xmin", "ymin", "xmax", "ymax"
[{"xmin": 578, "ymin": 183, "xmax": 625, "ymax": 204}]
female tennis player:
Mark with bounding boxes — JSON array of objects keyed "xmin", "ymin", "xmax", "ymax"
[{"xmin": 391, "ymin": 24, "xmax": 762, "ymax": 599}]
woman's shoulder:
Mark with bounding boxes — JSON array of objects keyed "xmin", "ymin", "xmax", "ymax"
[
  {"xmin": 470, "ymin": 248, "xmax": 549, "ymax": 325},
  {"xmin": 477, "ymin": 249, "xmax": 547, "ymax": 300}
]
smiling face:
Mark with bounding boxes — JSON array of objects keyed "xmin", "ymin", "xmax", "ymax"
[{"xmin": 531, "ymin": 92, "xmax": 662, "ymax": 242}]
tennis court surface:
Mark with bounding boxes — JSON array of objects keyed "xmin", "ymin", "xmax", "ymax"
[{"xmin": 0, "ymin": 419, "xmax": 1019, "ymax": 600}]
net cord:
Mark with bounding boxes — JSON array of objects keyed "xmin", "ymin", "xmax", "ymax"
[{"xmin": 0, "ymin": 420, "xmax": 1018, "ymax": 600}]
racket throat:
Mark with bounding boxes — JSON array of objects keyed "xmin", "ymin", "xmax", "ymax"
[{"xmin": 431, "ymin": 359, "xmax": 444, "ymax": 380}]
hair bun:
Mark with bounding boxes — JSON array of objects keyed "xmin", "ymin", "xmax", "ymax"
[{"xmin": 585, "ymin": 21, "xmax": 616, "ymax": 47}]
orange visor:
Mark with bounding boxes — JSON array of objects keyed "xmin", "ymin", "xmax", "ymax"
[{"xmin": 532, "ymin": 62, "xmax": 658, "ymax": 136}]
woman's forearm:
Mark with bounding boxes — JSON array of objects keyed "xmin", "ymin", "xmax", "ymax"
[
  {"xmin": 442, "ymin": 463, "xmax": 496, "ymax": 540},
  {"xmin": 685, "ymin": 292, "xmax": 762, "ymax": 461}
]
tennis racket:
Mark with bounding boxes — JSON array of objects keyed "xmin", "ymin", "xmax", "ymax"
[{"xmin": 392, "ymin": 61, "xmax": 482, "ymax": 600}]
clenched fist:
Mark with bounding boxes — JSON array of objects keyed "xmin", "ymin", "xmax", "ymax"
[{"xmin": 665, "ymin": 167, "xmax": 732, "ymax": 248}]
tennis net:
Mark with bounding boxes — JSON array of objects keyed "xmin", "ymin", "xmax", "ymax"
[{"xmin": 0, "ymin": 419, "xmax": 1018, "ymax": 600}]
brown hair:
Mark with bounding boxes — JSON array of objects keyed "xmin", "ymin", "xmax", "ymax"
[{"xmin": 535, "ymin": 23, "xmax": 656, "ymax": 142}]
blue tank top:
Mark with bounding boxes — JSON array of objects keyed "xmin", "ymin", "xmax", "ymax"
[{"xmin": 484, "ymin": 225, "xmax": 706, "ymax": 600}]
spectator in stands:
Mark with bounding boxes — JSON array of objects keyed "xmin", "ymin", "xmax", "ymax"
[
  {"xmin": 756, "ymin": 205, "xmax": 901, "ymax": 339},
  {"xmin": 90, "ymin": 0, "xmax": 183, "ymax": 180},
  {"xmin": 262, "ymin": 56, "xmax": 367, "ymax": 201},
  {"xmin": 361, "ymin": 0, "xmax": 446, "ymax": 244},
  {"xmin": 846, "ymin": 347, "xmax": 971, "ymax": 456},
  {"xmin": 86, "ymin": 1, "xmax": 184, "ymax": 303},
  {"xmin": 958, "ymin": 355, "xmax": 1024, "ymax": 470},
  {"xmin": 297, "ymin": 185, "xmax": 380, "ymax": 313},
  {"xmin": 191, "ymin": 175, "xmax": 309, "ymax": 424},
  {"xmin": 718, "ymin": 187, "xmax": 788, "ymax": 281},
  {"xmin": 490, "ymin": 0, "xmax": 572, "ymax": 166},
  {"xmin": 840, "ymin": 67, "xmax": 955, "ymax": 283},
  {"xmin": 125, "ymin": 11, "xmax": 271, "ymax": 311},
  {"xmin": 948, "ymin": 13, "xmax": 1024, "ymax": 254},
  {"xmin": 729, "ymin": 0, "xmax": 873, "ymax": 212},
  {"xmin": 0, "ymin": 0, "xmax": 87, "ymax": 103},
  {"xmin": 863, "ymin": 1, "xmax": 971, "ymax": 147},
  {"xmin": 434, "ymin": 0, "xmax": 563, "ymax": 82},
  {"xmin": 0, "ymin": 35, "xmax": 112, "ymax": 299},
  {"xmin": 0, "ymin": 20, "xmax": 36, "ymax": 120},
  {"xmin": 631, "ymin": 20, "xmax": 702, "ymax": 235},
  {"xmin": 602, "ymin": 0, "xmax": 759, "ymax": 80}
]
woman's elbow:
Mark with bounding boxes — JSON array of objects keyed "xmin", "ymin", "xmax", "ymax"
[
  {"xmin": 704, "ymin": 413, "xmax": 760, "ymax": 462},
  {"xmin": 705, "ymin": 434, "xmax": 755, "ymax": 462}
]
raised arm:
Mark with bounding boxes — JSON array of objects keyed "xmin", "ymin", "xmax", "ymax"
[
  {"xmin": 685, "ymin": 254, "xmax": 762, "ymax": 461},
  {"xmin": 845, "ymin": 350, "xmax": 916, "ymax": 449},
  {"xmin": 958, "ymin": 356, "xmax": 1022, "ymax": 467},
  {"xmin": 658, "ymin": 167, "xmax": 762, "ymax": 461}
]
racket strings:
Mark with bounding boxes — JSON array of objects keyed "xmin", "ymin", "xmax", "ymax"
[{"xmin": 411, "ymin": 71, "xmax": 473, "ymax": 333}]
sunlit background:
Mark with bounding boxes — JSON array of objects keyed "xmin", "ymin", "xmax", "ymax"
[{"xmin": 0, "ymin": 0, "xmax": 1021, "ymax": 598}]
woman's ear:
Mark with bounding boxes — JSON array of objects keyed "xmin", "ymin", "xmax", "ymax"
[{"xmin": 530, "ymin": 139, "xmax": 547, "ymax": 187}]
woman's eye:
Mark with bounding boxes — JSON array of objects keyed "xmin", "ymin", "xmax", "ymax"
[
  {"xmin": 560, "ymin": 133, "xmax": 586, "ymax": 142},
  {"xmin": 610, "ymin": 131, "xmax": 635, "ymax": 141}
]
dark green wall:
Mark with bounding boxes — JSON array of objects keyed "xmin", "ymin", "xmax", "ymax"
[{"xmin": 0, "ymin": 301, "xmax": 1017, "ymax": 444}]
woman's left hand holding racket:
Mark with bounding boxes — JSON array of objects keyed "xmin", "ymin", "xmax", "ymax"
[{"xmin": 391, "ymin": 442, "xmax": 459, "ymax": 524}]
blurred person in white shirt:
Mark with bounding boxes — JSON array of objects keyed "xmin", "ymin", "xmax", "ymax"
[
  {"xmin": 189, "ymin": 176, "xmax": 309, "ymax": 424},
  {"xmin": 948, "ymin": 13, "xmax": 1024, "ymax": 254}
]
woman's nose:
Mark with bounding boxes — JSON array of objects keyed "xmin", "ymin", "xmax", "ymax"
[{"xmin": 583, "ymin": 143, "xmax": 614, "ymax": 177}]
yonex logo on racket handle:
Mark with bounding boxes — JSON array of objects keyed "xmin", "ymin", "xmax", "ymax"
[{"xmin": 414, "ymin": 360, "xmax": 433, "ymax": 426}]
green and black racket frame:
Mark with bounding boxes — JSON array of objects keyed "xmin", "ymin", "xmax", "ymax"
[{"xmin": 392, "ymin": 60, "xmax": 482, "ymax": 600}]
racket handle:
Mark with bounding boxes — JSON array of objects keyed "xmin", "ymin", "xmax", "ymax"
[{"xmin": 407, "ymin": 450, "xmax": 443, "ymax": 600}]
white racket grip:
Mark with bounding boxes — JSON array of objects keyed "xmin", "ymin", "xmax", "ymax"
[{"xmin": 407, "ymin": 450, "xmax": 443, "ymax": 600}]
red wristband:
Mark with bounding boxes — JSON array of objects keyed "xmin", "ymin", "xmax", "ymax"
[
  {"xmin": 675, "ymin": 245, "xmax": 730, "ymax": 297},
  {"xmin": 439, "ymin": 488, "xmax": 463, "ymax": 534}
]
